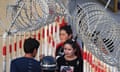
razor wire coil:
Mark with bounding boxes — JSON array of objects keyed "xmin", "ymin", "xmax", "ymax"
[{"xmin": 74, "ymin": 2, "xmax": 120, "ymax": 71}]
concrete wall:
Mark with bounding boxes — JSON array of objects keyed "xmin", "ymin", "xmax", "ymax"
[
  {"xmin": 0, "ymin": 0, "xmax": 16, "ymax": 35},
  {"xmin": 0, "ymin": 0, "xmax": 17, "ymax": 72}
]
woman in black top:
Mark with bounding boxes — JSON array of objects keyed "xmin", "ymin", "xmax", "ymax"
[
  {"xmin": 57, "ymin": 39, "xmax": 83, "ymax": 72},
  {"xmin": 55, "ymin": 25, "xmax": 73, "ymax": 58},
  {"xmin": 55, "ymin": 25, "xmax": 83, "ymax": 59}
]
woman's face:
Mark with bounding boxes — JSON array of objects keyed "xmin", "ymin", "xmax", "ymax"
[
  {"xmin": 59, "ymin": 30, "xmax": 71, "ymax": 43},
  {"xmin": 63, "ymin": 44, "xmax": 75, "ymax": 57}
]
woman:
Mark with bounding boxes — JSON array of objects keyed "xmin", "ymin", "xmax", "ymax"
[
  {"xmin": 55, "ymin": 25, "xmax": 73, "ymax": 58},
  {"xmin": 57, "ymin": 39, "xmax": 83, "ymax": 72},
  {"xmin": 55, "ymin": 25, "xmax": 82, "ymax": 59}
]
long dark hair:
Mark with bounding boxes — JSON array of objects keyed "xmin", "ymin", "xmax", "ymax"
[{"xmin": 63, "ymin": 37, "xmax": 81, "ymax": 58}]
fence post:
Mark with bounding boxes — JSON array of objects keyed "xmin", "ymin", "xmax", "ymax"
[{"xmin": 2, "ymin": 33, "xmax": 7, "ymax": 72}]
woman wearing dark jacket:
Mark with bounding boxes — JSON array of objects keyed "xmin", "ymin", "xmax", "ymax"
[
  {"xmin": 55, "ymin": 25, "xmax": 83, "ymax": 59},
  {"xmin": 57, "ymin": 39, "xmax": 83, "ymax": 72}
]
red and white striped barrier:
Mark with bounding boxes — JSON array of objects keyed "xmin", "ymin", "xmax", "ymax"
[
  {"xmin": 0, "ymin": 17, "xmax": 119, "ymax": 72},
  {"xmin": 2, "ymin": 33, "xmax": 7, "ymax": 72}
]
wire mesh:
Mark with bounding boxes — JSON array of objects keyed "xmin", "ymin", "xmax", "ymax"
[
  {"xmin": 6, "ymin": 0, "xmax": 66, "ymax": 35},
  {"xmin": 74, "ymin": 2, "xmax": 120, "ymax": 71}
]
